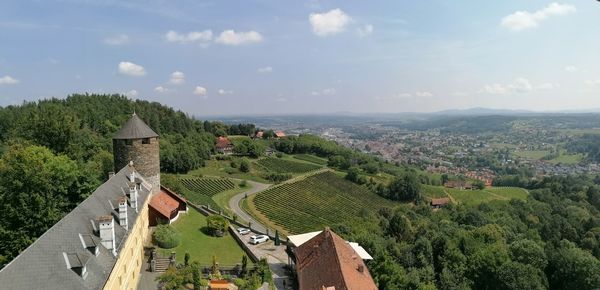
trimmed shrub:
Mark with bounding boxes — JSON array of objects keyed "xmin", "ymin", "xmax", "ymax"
[{"xmin": 153, "ymin": 225, "xmax": 181, "ymax": 249}]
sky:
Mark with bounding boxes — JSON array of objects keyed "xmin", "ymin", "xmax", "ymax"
[{"xmin": 0, "ymin": 0, "xmax": 599, "ymax": 116}]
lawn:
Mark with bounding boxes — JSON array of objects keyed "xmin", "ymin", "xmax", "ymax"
[
  {"xmin": 446, "ymin": 186, "xmax": 528, "ymax": 206},
  {"xmin": 421, "ymin": 184, "xmax": 448, "ymax": 198},
  {"xmin": 548, "ymin": 153, "xmax": 584, "ymax": 165},
  {"xmin": 212, "ymin": 184, "xmax": 252, "ymax": 216},
  {"xmin": 157, "ymin": 208, "xmax": 248, "ymax": 266},
  {"xmin": 188, "ymin": 159, "xmax": 270, "ymax": 183},
  {"xmin": 514, "ymin": 150, "xmax": 550, "ymax": 160}
]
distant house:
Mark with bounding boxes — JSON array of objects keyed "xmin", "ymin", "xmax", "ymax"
[
  {"xmin": 215, "ymin": 136, "xmax": 234, "ymax": 155},
  {"xmin": 148, "ymin": 186, "xmax": 187, "ymax": 226},
  {"xmin": 291, "ymin": 228, "xmax": 377, "ymax": 290},
  {"xmin": 430, "ymin": 197, "xmax": 450, "ymax": 209},
  {"xmin": 275, "ymin": 131, "xmax": 286, "ymax": 138},
  {"xmin": 444, "ymin": 180, "xmax": 473, "ymax": 190},
  {"xmin": 254, "ymin": 131, "xmax": 264, "ymax": 139}
]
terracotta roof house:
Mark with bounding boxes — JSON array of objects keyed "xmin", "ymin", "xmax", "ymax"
[
  {"xmin": 430, "ymin": 197, "xmax": 450, "ymax": 209},
  {"xmin": 294, "ymin": 228, "xmax": 377, "ymax": 290},
  {"xmin": 275, "ymin": 131, "xmax": 286, "ymax": 138},
  {"xmin": 255, "ymin": 131, "xmax": 264, "ymax": 138},
  {"xmin": 148, "ymin": 186, "xmax": 187, "ymax": 226},
  {"xmin": 444, "ymin": 180, "xmax": 473, "ymax": 190},
  {"xmin": 216, "ymin": 136, "xmax": 234, "ymax": 155}
]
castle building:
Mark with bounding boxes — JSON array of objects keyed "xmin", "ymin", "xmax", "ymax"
[{"xmin": 0, "ymin": 113, "xmax": 160, "ymax": 290}]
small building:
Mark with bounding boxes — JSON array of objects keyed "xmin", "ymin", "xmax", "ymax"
[
  {"xmin": 275, "ymin": 131, "xmax": 286, "ymax": 138},
  {"xmin": 291, "ymin": 228, "xmax": 377, "ymax": 290},
  {"xmin": 216, "ymin": 136, "xmax": 234, "ymax": 155},
  {"xmin": 444, "ymin": 180, "xmax": 473, "ymax": 190},
  {"xmin": 430, "ymin": 197, "xmax": 450, "ymax": 209},
  {"xmin": 148, "ymin": 186, "xmax": 187, "ymax": 226},
  {"xmin": 254, "ymin": 131, "xmax": 264, "ymax": 139}
]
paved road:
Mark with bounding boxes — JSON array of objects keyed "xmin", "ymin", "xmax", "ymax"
[{"xmin": 228, "ymin": 180, "xmax": 271, "ymax": 234}]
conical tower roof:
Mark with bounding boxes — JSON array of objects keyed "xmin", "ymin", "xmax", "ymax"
[{"xmin": 113, "ymin": 113, "xmax": 159, "ymax": 139}]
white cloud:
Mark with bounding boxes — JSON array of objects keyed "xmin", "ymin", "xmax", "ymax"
[
  {"xmin": 165, "ymin": 30, "xmax": 212, "ymax": 44},
  {"xmin": 415, "ymin": 91, "xmax": 434, "ymax": 97},
  {"xmin": 215, "ymin": 30, "xmax": 263, "ymax": 45},
  {"xmin": 309, "ymin": 9, "xmax": 352, "ymax": 37},
  {"xmin": 357, "ymin": 24, "xmax": 374, "ymax": 37},
  {"xmin": 536, "ymin": 83, "xmax": 560, "ymax": 90},
  {"xmin": 565, "ymin": 65, "xmax": 577, "ymax": 73},
  {"xmin": 585, "ymin": 80, "xmax": 600, "ymax": 87},
  {"xmin": 501, "ymin": 3, "xmax": 576, "ymax": 31},
  {"xmin": 194, "ymin": 86, "xmax": 207, "ymax": 98},
  {"xmin": 118, "ymin": 61, "xmax": 146, "ymax": 76},
  {"xmin": 257, "ymin": 66, "xmax": 273, "ymax": 73},
  {"xmin": 154, "ymin": 86, "xmax": 169, "ymax": 93},
  {"xmin": 105, "ymin": 34, "xmax": 130, "ymax": 45},
  {"xmin": 0, "ymin": 75, "xmax": 19, "ymax": 85},
  {"xmin": 483, "ymin": 78, "xmax": 558, "ymax": 94},
  {"xmin": 168, "ymin": 71, "xmax": 185, "ymax": 85},
  {"xmin": 124, "ymin": 89, "xmax": 138, "ymax": 97},
  {"xmin": 311, "ymin": 88, "xmax": 336, "ymax": 96},
  {"xmin": 218, "ymin": 89, "xmax": 233, "ymax": 95}
]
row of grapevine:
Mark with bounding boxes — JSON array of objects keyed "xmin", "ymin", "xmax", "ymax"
[
  {"xmin": 181, "ymin": 178, "xmax": 236, "ymax": 197},
  {"xmin": 293, "ymin": 154, "xmax": 329, "ymax": 165},
  {"xmin": 257, "ymin": 158, "xmax": 321, "ymax": 173},
  {"xmin": 253, "ymin": 171, "xmax": 397, "ymax": 234}
]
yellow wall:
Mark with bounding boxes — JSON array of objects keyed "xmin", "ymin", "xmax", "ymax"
[{"xmin": 103, "ymin": 191, "xmax": 151, "ymax": 290}]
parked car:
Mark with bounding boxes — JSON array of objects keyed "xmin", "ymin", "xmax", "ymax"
[
  {"xmin": 249, "ymin": 235, "xmax": 269, "ymax": 245},
  {"xmin": 237, "ymin": 227, "xmax": 251, "ymax": 235}
]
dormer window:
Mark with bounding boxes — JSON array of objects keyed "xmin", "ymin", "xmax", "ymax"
[
  {"xmin": 142, "ymin": 138, "xmax": 150, "ymax": 144},
  {"xmin": 63, "ymin": 252, "xmax": 91, "ymax": 279},
  {"xmin": 79, "ymin": 233, "xmax": 99, "ymax": 256}
]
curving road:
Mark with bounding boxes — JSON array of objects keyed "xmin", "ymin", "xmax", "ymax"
[{"xmin": 228, "ymin": 180, "xmax": 271, "ymax": 234}]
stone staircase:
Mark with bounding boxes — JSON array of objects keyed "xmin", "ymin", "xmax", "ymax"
[{"xmin": 153, "ymin": 258, "xmax": 171, "ymax": 272}]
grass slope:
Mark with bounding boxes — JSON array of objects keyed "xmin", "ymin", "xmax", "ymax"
[
  {"xmin": 157, "ymin": 208, "xmax": 248, "ymax": 265},
  {"xmin": 293, "ymin": 154, "xmax": 329, "ymax": 165},
  {"xmin": 257, "ymin": 157, "xmax": 321, "ymax": 173},
  {"xmin": 252, "ymin": 171, "xmax": 397, "ymax": 234},
  {"xmin": 446, "ymin": 186, "xmax": 528, "ymax": 206}
]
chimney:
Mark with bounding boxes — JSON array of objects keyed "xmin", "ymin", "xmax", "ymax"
[
  {"xmin": 98, "ymin": 215, "xmax": 116, "ymax": 255},
  {"xmin": 130, "ymin": 170, "xmax": 135, "ymax": 183},
  {"xmin": 129, "ymin": 185, "xmax": 138, "ymax": 212},
  {"xmin": 118, "ymin": 197, "xmax": 128, "ymax": 230}
]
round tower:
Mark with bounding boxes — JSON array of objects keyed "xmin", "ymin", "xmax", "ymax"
[{"xmin": 113, "ymin": 113, "xmax": 160, "ymax": 191}]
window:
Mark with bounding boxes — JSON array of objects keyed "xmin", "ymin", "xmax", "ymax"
[
  {"xmin": 125, "ymin": 139, "xmax": 133, "ymax": 146},
  {"xmin": 142, "ymin": 138, "xmax": 150, "ymax": 144}
]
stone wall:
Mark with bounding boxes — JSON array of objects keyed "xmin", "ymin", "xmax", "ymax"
[{"xmin": 113, "ymin": 137, "xmax": 160, "ymax": 191}]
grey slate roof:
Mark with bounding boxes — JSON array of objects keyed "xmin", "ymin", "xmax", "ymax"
[
  {"xmin": 0, "ymin": 165, "xmax": 152, "ymax": 290},
  {"xmin": 113, "ymin": 113, "xmax": 159, "ymax": 139}
]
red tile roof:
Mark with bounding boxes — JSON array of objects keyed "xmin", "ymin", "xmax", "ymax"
[
  {"xmin": 430, "ymin": 197, "xmax": 450, "ymax": 206},
  {"xmin": 256, "ymin": 131, "xmax": 264, "ymax": 138},
  {"xmin": 275, "ymin": 131, "xmax": 286, "ymax": 137},
  {"xmin": 149, "ymin": 190, "xmax": 179, "ymax": 218},
  {"xmin": 216, "ymin": 136, "xmax": 232, "ymax": 149},
  {"xmin": 295, "ymin": 228, "xmax": 377, "ymax": 290}
]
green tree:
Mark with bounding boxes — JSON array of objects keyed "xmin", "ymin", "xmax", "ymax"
[
  {"xmin": 0, "ymin": 144, "xmax": 96, "ymax": 261},
  {"xmin": 497, "ymin": 262, "xmax": 546, "ymax": 290},
  {"xmin": 387, "ymin": 173, "xmax": 422, "ymax": 202},
  {"xmin": 508, "ymin": 239, "xmax": 547, "ymax": 269},
  {"xmin": 239, "ymin": 158, "xmax": 250, "ymax": 173}
]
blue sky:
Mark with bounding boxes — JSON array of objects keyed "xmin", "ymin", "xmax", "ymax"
[{"xmin": 0, "ymin": 0, "xmax": 598, "ymax": 116}]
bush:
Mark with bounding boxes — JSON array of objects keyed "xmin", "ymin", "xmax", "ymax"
[
  {"xmin": 153, "ymin": 225, "xmax": 181, "ymax": 249},
  {"xmin": 264, "ymin": 172, "xmax": 292, "ymax": 183},
  {"xmin": 239, "ymin": 159, "xmax": 250, "ymax": 173},
  {"xmin": 206, "ymin": 215, "xmax": 229, "ymax": 236},
  {"xmin": 239, "ymin": 180, "xmax": 248, "ymax": 187}
]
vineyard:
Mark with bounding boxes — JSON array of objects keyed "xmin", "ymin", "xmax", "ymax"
[
  {"xmin": 181, "ymin": 178, "xmax": 237, "ymax": 197},
  {"xmin": 252, "ymin": 171, "xmax": 397, "ymax": 234},
  {"xmin": 257, "ymin": 158, "xmax": 321, "ymax": 173}
]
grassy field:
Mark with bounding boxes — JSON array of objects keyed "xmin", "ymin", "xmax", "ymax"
[
  {"xmin": 157, "ymin": 208, "xmax": 248, "ymax": 265},
  {"xmin": 421, "ymin": 184, "xmax": 448, "ymax": 198},
  {"xmin": 446, "ymin": 186, "xmax": 528, "ymax": 206},
  {"xmin": 548, "ymin": 153, "xmax": 584, "ymax": 165},
  {"xmin": 514, "ymin": 150, "xmax": 550, "ymax": 160},
  {"xmin": 293, "ymin": 154, "xmax": 329, "ymax": 165},
  {"xmin": 251, "ymin": 171, "xmax": 397, "ymax": 234},
  {"xmin": 212, "ymin": 184, "xmax": 252, "ymax": 216},
  {"xmin": 257, "ymin": 157, "xmax": 321, "ymax": 173},
  {"xmin": 188, "ymin": 159, "xmax": 269, "ymax": 183}
]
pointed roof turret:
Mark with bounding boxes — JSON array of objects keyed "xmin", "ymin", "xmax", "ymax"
[{"xmin": 113, "ymin": 113, "xmax": 159, "ymax": 139}]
